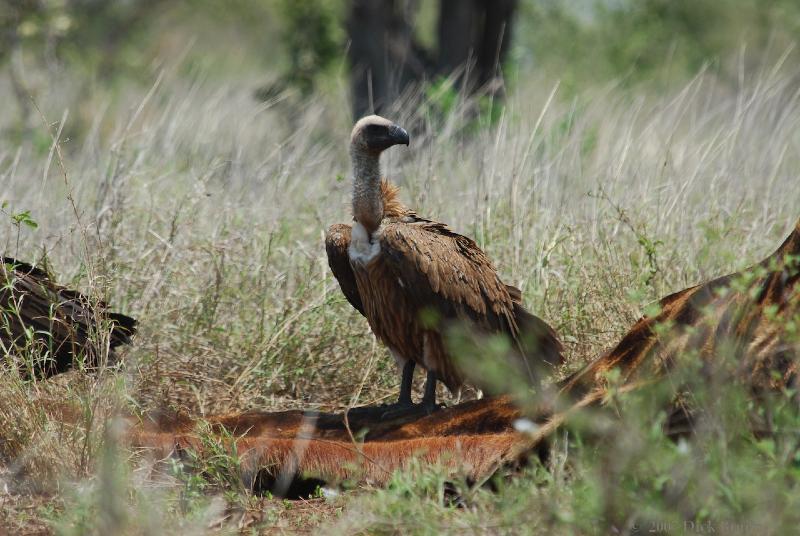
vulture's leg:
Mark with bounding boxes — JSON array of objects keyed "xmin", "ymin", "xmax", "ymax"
[
  {"xmin": 382, "ymin": 366, "xmax": 444, "ymax": 419},
  {"xmin": 421, "ymin": 369, "xmax": 439, "ymax": 412},
  {"xmin": 397, "ymin": 359, "xmax": 415, "ymax": 405},
  {"xmin": 377, "ymin": 361, "xmax": 421, "ymax": 418}
]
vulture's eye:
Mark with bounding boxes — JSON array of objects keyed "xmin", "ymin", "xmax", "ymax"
[{"xmin": 363, "ymin": 124, "xmax": 388, "ymax": 140}]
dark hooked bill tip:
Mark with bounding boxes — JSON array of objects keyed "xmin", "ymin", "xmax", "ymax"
[{"xmin": 389, "ymin": 124, "xmax": 410, "ymax": 146}]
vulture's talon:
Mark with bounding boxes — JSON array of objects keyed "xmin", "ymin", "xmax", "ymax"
[
  {"xmin": 419, "ymin": 402, "xmax": 446, "ymax": 416},
  {"xmin": 346, "ymin": 401, "xmax": 412, "ymax": 417},
  {"xmin": 344, "ymin": 405, "xmax": 382, "ymax": 417},
  {"xmin": 425, "ymin": 403, "xmax": 447, "ymax": 415},
  {"xmin": 376, "ymin": 401, "xmax": 415, "ymax": 420},
  {"xmin": 381, "ymin": 401, "xmax": 443, "ymax": 420}
]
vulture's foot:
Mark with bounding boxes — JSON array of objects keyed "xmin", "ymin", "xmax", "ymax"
[
  {"xmin": 344, "ymin": 404, "xmax": 388, "ymax": 417},
  {"xmin": 380, "ymin": 401, "xmax": 444, "ymax": 420},
  {"xmin": 345, "ymin": 401, "xmax": 414, "ymax": 418},
  {"xmin": 420, "ymin": 401, "xmax": 446, "ymax": 415},
  {"xmin": 374, "ymin": 400, "xmax": 417, "ymax": 420}
]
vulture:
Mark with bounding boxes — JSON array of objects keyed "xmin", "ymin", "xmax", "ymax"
[
  {"xmin": 0, "ymin": 257, "xmax": 136, "ymax": 378},
  {"xmin": 326, "ymin": 115, "xmax": 563, "ymax": 415}
]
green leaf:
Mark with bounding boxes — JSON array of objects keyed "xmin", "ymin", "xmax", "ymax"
[{"xmin": 11, "ymin": 210, "xmax": 38, "ymax": 230}]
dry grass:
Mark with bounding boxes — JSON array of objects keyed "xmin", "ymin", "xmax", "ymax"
[{"xmin": 1, "ymin": 56, "xmax": 799, "ymax": 533}]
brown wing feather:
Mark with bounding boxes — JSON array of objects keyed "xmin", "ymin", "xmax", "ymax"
[
  {"xmin": 0, "ymin": 257, "xmax": 136, "ymax": 377},
  {"xmin": 379, "ymin": 221, "xmax": 519, "ymax": 334},
  {"xmin": 325, "ymin": 224, "xmax": 365, "ymax": 316},
  {"xmin": 377, "ymin": 221, "xmax": 563, "ymax": 389}
]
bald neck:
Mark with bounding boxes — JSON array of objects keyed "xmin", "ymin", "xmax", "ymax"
[{"xmin": 351, "ymin": 147, "xmax": 383, "ymax": 235}]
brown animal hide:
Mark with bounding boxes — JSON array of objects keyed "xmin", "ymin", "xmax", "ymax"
[
  {"xmin": 127, "ymin": 396, "xmax": 531, "ymax": 496},
  {"xmin": 555, "ymin": 217, "xmax": 800, "ymax": 435}
]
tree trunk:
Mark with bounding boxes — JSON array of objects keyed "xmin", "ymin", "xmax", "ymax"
[
  {"xmin": 347, "ymin": 0, "xmax": 429, "ymax": 118},
  {"xmin": 437, "ymin": 0, "xmax": 480, "ymax": 83},
  {"xmin": 476, "ymin": 0, "xmax": 517, "ymax": 92},
  {"xmin": 347, "ymin": 0, "xmax": 517, "ymax": 119},
  {"xmin": 437, "ymin": 0, "xmax": 517, "ymax": 95}
]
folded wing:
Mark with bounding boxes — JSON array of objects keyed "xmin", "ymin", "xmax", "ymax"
[
  {"xmin": 379, "ymin": 221, "xmax": 563, "ymax": 365},
  {"xmin": 325, "ymin": 224, "xmax": 365, "ymax": 316},
  {"xmin": 0, "ymin": 257, "xmax": 136, "ymax": 377}
]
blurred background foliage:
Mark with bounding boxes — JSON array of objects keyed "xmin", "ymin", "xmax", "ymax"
[
  {"xmin": 3, "ymin": 0, "xmax": 800, "ymax": 130},
  {"xmin": 522, "ymin": 0, "xmax": 800, "ymax": 91}
]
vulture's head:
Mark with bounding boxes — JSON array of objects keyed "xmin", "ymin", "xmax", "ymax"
[{"xmin": 350, "ymin": 115, "xmax": 410, "ymax": 155}]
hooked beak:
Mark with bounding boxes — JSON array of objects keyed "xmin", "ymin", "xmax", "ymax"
[{"xmin": 388, "ymin": 124, "xmax": 410, "ymax": 146}]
